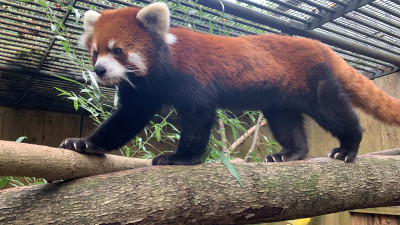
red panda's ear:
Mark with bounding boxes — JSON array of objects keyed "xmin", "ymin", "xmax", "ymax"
[
  {"xmin": 136, "ymin": 2, "xmax": 170, "ymax": 42},
  {"xmin": 79, "ymin": 10, "xmax": 101, "ymax": 49}
]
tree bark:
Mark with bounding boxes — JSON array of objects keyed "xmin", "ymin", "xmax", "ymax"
[
  {"xmin": 1, "ymin": 153, "xmax": 399, "ymax": 224},
  {"xmin": 0, "ymin": 140, "xmax": 151, "ymax": 181}
]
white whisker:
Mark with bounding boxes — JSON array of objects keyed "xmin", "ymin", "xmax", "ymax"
[{"xmin": 121, "ymin": 75, "xmax": 136, "ymax": 89}]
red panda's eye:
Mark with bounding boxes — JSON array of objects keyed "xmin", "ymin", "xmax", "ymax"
[
  {"xmin": 113, "ymin": 48, "xmax": 122, "ymax": 56},
  {"xmin": 93, "ymin": 51, "xmax": 98, "ymax": 59}
]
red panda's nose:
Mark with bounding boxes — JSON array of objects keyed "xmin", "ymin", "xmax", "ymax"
[{"xmin": 94, "ymin": 64, "xmax": 106, "ymax": 77}]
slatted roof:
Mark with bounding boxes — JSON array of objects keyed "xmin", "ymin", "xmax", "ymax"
[{"xmin": 0, "ymin": 0, "xmax": 399, "ymax": 113}]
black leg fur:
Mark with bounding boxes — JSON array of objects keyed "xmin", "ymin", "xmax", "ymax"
[
  {"xmin": 60, "ymin": 90, "xmax": 162, "ymax": 154},
  {"xmin": 306, "ymin": 79, "xmax": 363, "ymax": 162},
  {"xmin": 153, "ymin": 107, "xmax": 215, "ymax": 165},
  {"xmin": 263, "ymin": 109, "xmax": 309, "ymax": 162}
]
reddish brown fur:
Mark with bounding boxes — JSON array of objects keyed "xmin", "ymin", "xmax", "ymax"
[
  {"xmin": 91, "ymin": 8, "xmax": 154, "ymax": 67},
  {"xmin": 321, "ymin": 44, "xmax": 400, "ymax": 125},
  {"xmin": 169, "ymin": 28, "xmax": 326, "ymax": 92}
]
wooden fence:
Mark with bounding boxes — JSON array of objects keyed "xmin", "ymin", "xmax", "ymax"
[{"xmin": 0, "ymin": 108, "xmax": 96, "ymax": 147}]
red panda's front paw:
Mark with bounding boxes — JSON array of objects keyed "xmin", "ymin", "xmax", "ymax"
[
  {"xmin": 59, "ymin": 138, "xmax": 106, "ymax": 155},
  {"xmin": 152, "ymin": 153, "xmax": 201, "ymax": 165}
]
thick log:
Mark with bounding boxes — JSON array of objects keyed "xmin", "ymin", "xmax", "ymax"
[
  {"xmin": 0, "ymin": 140, "xmax": 151, "ymax": 181},
  {"xmin": 0, "ymin": 154, "xmax": 399, "ymax": 224}
]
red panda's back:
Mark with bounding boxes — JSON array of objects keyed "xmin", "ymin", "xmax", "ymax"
[{"xmin": 169, "ymin": 28, "xmax": 326, "ymax": 92}]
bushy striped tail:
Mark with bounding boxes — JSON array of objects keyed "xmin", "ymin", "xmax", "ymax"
[{"xmin": 323, "ymin": 44, "xmax": 400, "ymax": 125}]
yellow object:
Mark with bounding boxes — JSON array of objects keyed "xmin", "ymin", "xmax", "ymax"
[{"xmin": 287, "ymin": 218, "xmax": 311, "ymax": 225}]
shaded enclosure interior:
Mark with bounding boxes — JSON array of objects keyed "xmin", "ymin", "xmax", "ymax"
[{"xmin": 0, "ymin": 0, "xmax": 400, "ymax": 224}]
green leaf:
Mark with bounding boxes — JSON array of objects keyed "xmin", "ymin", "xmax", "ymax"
[
  {"xmin": 82, "ymin": 71, "xmax": 88, "ymax": 82},
  {"xmin": 216, "ymin": 150, "xmax": 242, "ymax": 186},
  {"xmin": 0, "ymin": 177, "xmax": 9, "ymax": 189},
  {"xmin": 60, "ymin": 40, "xmax": 70, "ymax": 53},
  {"xmin": 124, "ymin": 146, "xmax": 131, "ymax": 157},
  {"xmin": 73, "ymin": 99, "xmax": 79, "ymax": 111},
  {"xmin": 80, "ymin": 88, "xmax": 90, "ymax": 93},
  {"xmin": 201, "ymin": 147, "xmax": 213, "ymax": 163},
  {"xmin": 53, "ymin": 87, "xmax": 71, "ymax": 96},
  {"xmin": 208, "ymin": 20, "xmax": 213, "ymax": 35},
  {"xmin": 51, "ymin": 23, "xmax": 57, "ymax": 32},
  {"xmin": 54, "ymin": 35, "xmax": 66, "ymax": 41},
  {"xmin": 38, "ymin": 0, "xmax": 49, "ymax": 10},
  {"xmin": 155, "ymin": 128, "xmax": 161, "ymax": 142},
  {"xmin": 16, "ymin": 136, "xmax": 27, "ymax": 143},
  {"xmin": 230, "ymin": 124, "xmax": 238, "ymax": 141},
  {"xmin": 53, "ymin": 75, "xmax": 83, "ymax": 86},
  {"xmin": 72, "ymin": 7, "xmax": 81, "ymax": 24},
  {"xmin": 87, "ymin": 70, "xmax": 101, "ymax": 100},
  {"xmin": 222, "ymin": 13, "xmax": 232, "ymax": 20}
]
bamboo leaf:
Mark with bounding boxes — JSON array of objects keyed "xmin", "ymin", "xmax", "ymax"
[
  {"xmin": 53, "ymin": 75, "xmax": 83, "ymax": 86},
  {"xmin": 216, "ymin": 150, "xmax": 242, "ymax": 186},
  {"xmin": 87, "ymin": 70, "xmax": 101, "ymax": 100},
  {"xmin": 16, "ymin": 136, "xmax": 27, "ymax": 143},
  {"xmin": 73, "ymin": 99, "xmax": 79, "ymax": 111},
  {"xmin": 0, "ymin": 177, "xmax": 9, "ymax": 189},
  {"xmin": 54, "ymin": 35, "xmax": 66, "ymax": 41}
]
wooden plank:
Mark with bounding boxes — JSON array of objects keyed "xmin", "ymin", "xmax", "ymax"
[
  {"xmin": 351, "ymin": 212, "xmax": 400, "ymax": 225},
  {"xmin": 357, "ymin": 109, "xmax": 383, "ymax": 154},
  {"xmin": 62, "ymin": 113, "xmax": 82, "ymax": 139},
  {"xmin": 81, "ymin": 116, "xmax": 98, "ymax": 138},
  {"xmin": 42, "ymin": 111, "xmax": 64, "ymax": 147},
  {"xmin": 1, "ymin": 107, "xmax": 26, "ymax": 141},
  {"xmin": 375, "ymin": 74, "xmax": 400, "ymax": 150},
  {"xmin": 306, "ymin": 116, "xmax": 338, "ymax": 157},
  {"xmin": 306, "ymin": 116, "xmax": 328, "ymax": 157},
  {"xmin": 23, "ymin": 109, "xmax": 45, "ymax": 145},
  {"xmin": 351, "ymin": 207, "xmax": 400, "ymax": 216},
  {"xmin": 311, "ymin": 212, "xmax": 352, "ymax": 225},
  {"xmin": 0, "ymin": 107, "xmax": 5, "ymax": 139},
  {"xmin": 380, "ymin": 122, "xmax": 400, "ymax": 150}
]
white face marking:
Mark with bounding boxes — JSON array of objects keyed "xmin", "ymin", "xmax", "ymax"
[
  {"xmin": 108, "ymin": 39, "xmax": 115, "ymax": 50},
  {"xmin": 95, "ymin": 54, "xmax": 127, "ymax": 86},
  {"xmin": 128, "ymin": 52, "xmax": 147, "ymax": 75},
  {"xmin": 165, "ymin": 33, "xmax": 177, "ymax": 45}
]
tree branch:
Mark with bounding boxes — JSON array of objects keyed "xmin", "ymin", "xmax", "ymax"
[
  {"xmin": 218, "ymin": 118, "xmax": 228, "ymax": 153},
  {"xmin": 244, "ymin": 114, "xmax": 264, "ymax": 162},
  {"xmin": 0, "ymin": 153, "xmax": 399, "ymax": 224},
  {"xmin": 230, "ymin": 119, "xmax": 267, "ymax": 151},
  {"xmin": 0, "ymin": 140, "xmax": 151, "ymax": 181}
]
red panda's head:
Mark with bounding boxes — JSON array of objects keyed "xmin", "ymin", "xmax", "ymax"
[{"xmin": 80, "ymin": 3, "xmax": 176, "ymax": 86}]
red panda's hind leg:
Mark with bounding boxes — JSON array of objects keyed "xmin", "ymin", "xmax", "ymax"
[
  {"xmin": 307, "ymin": 78, "xmax": 363, "ymax": 162},
  {"xmin": 262, "ymin": 109, "xmax": 309, "ymax": 162}
]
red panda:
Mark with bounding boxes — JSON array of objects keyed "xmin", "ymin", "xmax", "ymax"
[{"xmin": 60, "ymin": 2, "xmax": 400, "ymax": 165}]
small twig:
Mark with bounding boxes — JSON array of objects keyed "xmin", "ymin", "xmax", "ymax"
[
  {"xmin": 218, "ymin": 118, "xmax": 228, "ymax": 154},
  {"xmin": 230, "ymin": 119, "xmax": 267, "ymax": 151},
  {"xmin": 244, "ymin": 114, "xmax": 264, "ymax": 162}
]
